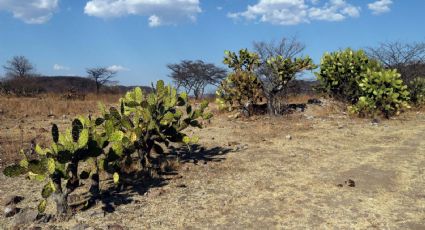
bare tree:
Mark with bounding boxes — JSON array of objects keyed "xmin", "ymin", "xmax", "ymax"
[
  {"xmin": 86, "ymin": 67, "xmax": 117, "ymax": 94},
  {"xmin": 254, "ymin": 36, "xmax": 306, "ymax": 61},
  {"xmin": 167, "ymin": 60, "xmax": 227, "ymax": 99},
  {"xmin": 366, "ymin": 41, "xmax": 425, "ymax": 84},
  {"xmin": 3, "ymin": 56, "xmax": 35, "ymax": 79}
]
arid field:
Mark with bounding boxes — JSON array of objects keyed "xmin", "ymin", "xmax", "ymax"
[{"xmin": 0, "ymin": 95, "xmax": 424, "ymax": 229}]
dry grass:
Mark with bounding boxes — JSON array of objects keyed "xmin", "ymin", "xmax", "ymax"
[
  {"xmin": 1, "ymin": 104, "xmax": 424, "ymax": 229},
  {"xmin": 0, "ymin": 93, "xmax": 120, "ymax": 119}
]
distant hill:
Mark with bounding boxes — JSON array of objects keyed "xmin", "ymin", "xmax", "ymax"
[{"xmin": 0, "ymin": 76, "xmax": 152, "ymax": 95}]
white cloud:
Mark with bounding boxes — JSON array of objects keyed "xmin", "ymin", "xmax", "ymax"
[
  {"xmin": 107, "ymin": 65, "xmax": 129, "ymax": 72},
  {"xmin": 84, "ymin": 0, "xmax": 201, "ymax": 27},
  {"xmin": 228, "ymin": 0, "xmax": 361, "ymax": 25},
  {"xmin": 148, "ymin": 15, "xmax": 161, "ymax": 27},
  {"xmin": 0, "ymin": 0, "xmax": 59, "ymax": 24},
  {"xmin": 368, "ymin": 0, "xmax": 392, "ymax": 15},
  {"xmin": 53, "ymin": 64, "xmax": 70, "ymax": 71}
]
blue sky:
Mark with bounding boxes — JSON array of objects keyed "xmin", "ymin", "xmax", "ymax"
[{"xmin": 0, "ymin": 0, "xmax": 424, "ymax": 87}]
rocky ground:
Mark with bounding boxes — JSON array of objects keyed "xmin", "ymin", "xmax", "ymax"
[{"xmin": 1, "ymin": 99, "xmax": 424, "ymax": 229}]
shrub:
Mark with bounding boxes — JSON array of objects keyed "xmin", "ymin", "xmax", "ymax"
[
  {"xmin": 216, "ymin": 49, "xmax": 263, "ymax": 111},
  {"xmin": 349, "ymin": 69, "xmax": 410, "ymax": 117},
  {"xmin": 409, "ymin": 77, "xmax": 425, "ymax": 106},
  {"xmin": 316, "ymin": 48, "xmax": 381, "ymax": 104}
]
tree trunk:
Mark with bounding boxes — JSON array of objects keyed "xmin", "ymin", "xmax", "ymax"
[
  {"xmin": 266, "ymin": 93, "xmax": 276, "ymax": 116},
  {"xmin": 96, "ymin": 83, "xmax": 100, "ymax": 94}
]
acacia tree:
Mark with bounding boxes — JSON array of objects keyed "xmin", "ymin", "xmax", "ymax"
[
  {"xmin": 253, "ymin": 37, "xmax": 315, "ymax": 115},
  {"xmin": 366, "ymin": 41, "xmax": 425, "ymax": 84},
  {"xmin": 86, "ymin": 67, "xmax": 117, "ymax": 94},
  {"xmin": 167, "ymin": 60, "xmax": 226, "ymax": 99},
  {"xmin": 3, "ymin": 56, "xmax": 35, "ymax": 79}
]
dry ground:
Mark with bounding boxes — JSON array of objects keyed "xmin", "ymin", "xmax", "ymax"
[{"xmin": 0, "ymin": 95, "xmax": 424, "ymax": 229}]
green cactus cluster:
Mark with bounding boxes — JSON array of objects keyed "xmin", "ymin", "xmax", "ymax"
[
  {"xmin": 315, "ymin": 48, "xmax": 382, "ymax": 104},
  {"xmin": 349, "ymin": 69, "xmax": 410, "ymax": 117},
  {"xmin": 316, "ymin": 48, "xmax": 410, "ymax": 117},
  {"xmin": 3, "ymin": 80, "xmax": 211, "ymax": 216},
  {"xmin": 216, "ymin": 49, "xmax": 264, "ymax": 111}
]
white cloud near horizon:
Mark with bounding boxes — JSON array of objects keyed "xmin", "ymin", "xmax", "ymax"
[
  {"xmin": 0, "ymin": 0, "xmax": 59, "ymax": 24},
  {"xmin": 368, "ymin": 0, "xmax": 392, "ymax": 15},
  {"xmin": 84, "ymin": 0, "xmax": 201, "ymax": 27},
  {"xmin": 53, "ymin": 64, "xmax": 70, "ymax": 71},
  {"xmin": 228, "ymin": 0, "xmax": 361, "ymax": 25},
  {"xmin": 107, "ymin": 65, "xmax": 129, "ymax": 72}
]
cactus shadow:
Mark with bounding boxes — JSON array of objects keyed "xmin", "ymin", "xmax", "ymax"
[
  {"xmin": 92, "ymin": 145, "xmax": 231, "ymax": 213},
  {"xmin": 171, "ymin": 144, "xmax": 233, "ymax": 164},
  {"xmin": 97, "ymin": 176, "xmax": 168, "ymax": 213}
]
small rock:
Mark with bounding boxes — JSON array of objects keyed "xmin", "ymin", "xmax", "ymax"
[
  {"xmin": 12, "ymin": 208, "xmax": 38, "ymax": 226},
  {"xmin": 307, "ymin": 98, "xmax": 322, "ymax": 105},
  {"xmin": 4, "ymin": 206, "xmax": 20, "ymax": 217},
  {"xmin": 227, "ymin": 141, "xmax": 240, "ymax": 146},
  {"xmin": 227, "ymin": 112, "xmax": 241, "ymax": 119},
  {"xmin": 371, "ymin": 118, "xmax": 380, "ymax": 126},
  {"xmin": 4, "ymin": 195, "xmax": 24, "ymax": 206},
  {"xmin": 286, "ymin": 135, "xmax": 292, "ymax": 140},
  {"xmin": 304, "ymin": 115, "xmax": 315, "ymax": 120},
  {"xmin": 108, "ymin": 224, "xmax": 125, "ymax": 230},
  {"xmin": 345, "ymin": 179, "xmax": 356, "ymax": 187}
]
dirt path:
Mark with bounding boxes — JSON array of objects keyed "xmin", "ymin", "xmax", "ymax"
[{"xmin": 1, "ymin": 111, "xmax": 425, "ymax": 229}]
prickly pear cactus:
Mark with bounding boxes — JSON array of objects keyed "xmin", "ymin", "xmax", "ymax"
[
  {"xmin": 217, "ymin": 49, "xmax": 264, "ymax": 111},
  {"xmin": 3, "ymin": 80, "xmax": 211, "ymax": 216}
]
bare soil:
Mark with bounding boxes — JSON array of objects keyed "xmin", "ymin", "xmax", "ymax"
[{"xmin": 1, "ymin": 100, "xmax": 424, "ymax": 229}]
